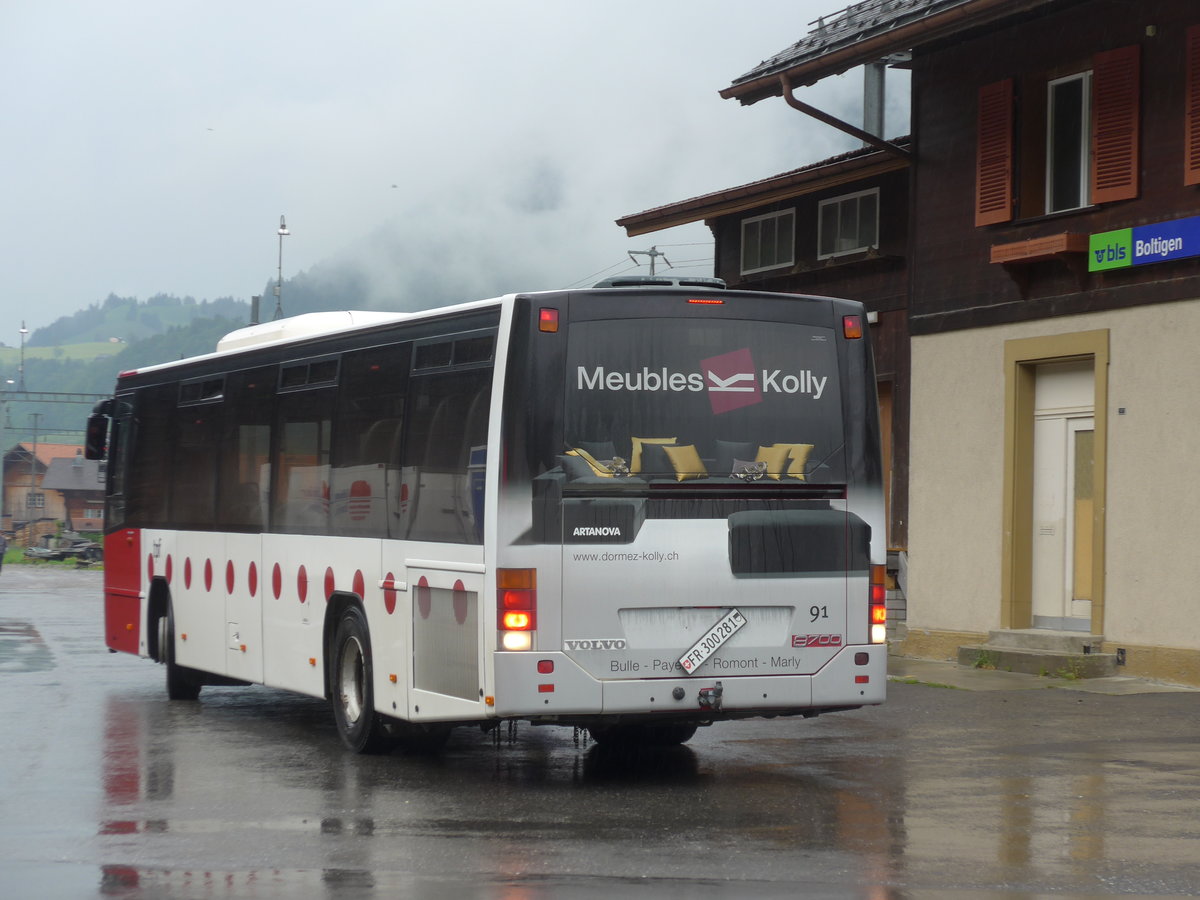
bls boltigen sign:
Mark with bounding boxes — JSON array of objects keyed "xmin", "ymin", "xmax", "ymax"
[{"xmin": 1090, "ymin": 215, "xmax": 1200, "ymax": 272}]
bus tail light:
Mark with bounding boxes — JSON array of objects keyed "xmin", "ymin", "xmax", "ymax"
[
  {"xmin": 869, "ymin": 564, "xmax": 887, "ymax": 644},
  {"xmin": 538, "ymin": 308, "xmax": 559, "ymax": 333},
  {"xmin": 843, "ymin": 315, "xmax": 864, "ymax": 340},
  {"xmin": 498, "ymin": 568, "xmax": 537, "ymax": 651}
]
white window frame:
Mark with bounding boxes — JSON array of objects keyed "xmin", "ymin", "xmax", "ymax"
[
  {"xmin": 817, "ymin": 188, "xmax": 880, "ymax": 260},
  {"xmin": 1045, "ymin": 71, "xmax": 1092, "ymax": 213},
  {"xmin": 740, "ymin": 209, "xmax": 795, "ymax": 275}
]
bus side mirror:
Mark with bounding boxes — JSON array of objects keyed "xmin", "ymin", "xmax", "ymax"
[{"xmin": 85, "ymin": 408, "xmax": 110, "ymax": 460}]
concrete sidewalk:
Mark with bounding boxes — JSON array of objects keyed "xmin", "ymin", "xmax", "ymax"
[{"xmin": 888, "ymin": 655, "xmax": 1198, "ymax": 694}]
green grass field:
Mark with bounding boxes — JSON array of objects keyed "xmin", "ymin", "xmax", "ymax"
[{"xmin": 0, "ymin": 342, "xmax": 123, "ymax": 364}]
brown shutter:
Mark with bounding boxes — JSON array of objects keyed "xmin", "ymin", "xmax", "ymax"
[
  {"xmin": 1091, "ymin": 45, "xmax": 1140, "ymax": 203},
  {"xmin": 975, "ymin": 79, "xmax": 1014, "ymax": 226},
  {"xmin": 1186, "ymin": 26, "xmax": 1200, "ymax": 186}
]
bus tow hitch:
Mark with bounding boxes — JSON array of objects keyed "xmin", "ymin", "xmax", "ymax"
[{"xmin": 698, "ymin": 682, "xmax": 723, "ymax": 711}]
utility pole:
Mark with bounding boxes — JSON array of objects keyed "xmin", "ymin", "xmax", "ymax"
[
  {"xmin": 18, "ymin": 321, "xmax": 28, "ymax": 391},
  {"xmin": 628, "ymin": 245, "xmax": 671, "ymax": 276},
  {"xmin": 28, "ymin": 412, "xmax": 40, "ymax": 537},
  {"xmin": 273, "ymin": 215, "xmax": 290, "ymax": 321}
]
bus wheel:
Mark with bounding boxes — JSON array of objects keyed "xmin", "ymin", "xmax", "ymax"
[
  {"xmin": 330, "ymin": 606, "xmax": 391, "ymax": 754},
  {"xmin": 163, "ymin": 605, "xmax": 201, "ymax": 701},
  {"xmin": 588, "ymin": 722, "xmax": 698, "ymax": 747}
]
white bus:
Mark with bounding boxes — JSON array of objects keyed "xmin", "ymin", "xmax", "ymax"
[{"xmin": 86, "ymin": 286, "xmax": 887, "ymax": 751}]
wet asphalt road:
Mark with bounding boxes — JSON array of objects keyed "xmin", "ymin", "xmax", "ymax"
[{"xmin": 2, "ymin": 566, "xmax": 1199, "ymax": 899}]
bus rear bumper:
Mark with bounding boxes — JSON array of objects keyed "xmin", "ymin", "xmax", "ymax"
[{"xmin": 492, "ymin": 645, "xmax": 886, "ymax": 719}]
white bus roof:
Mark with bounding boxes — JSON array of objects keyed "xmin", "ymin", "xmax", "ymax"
[
  {"xmin": 215, "ymin": 310, "xmax": 410, "ymax": 353},
  {"xmin": 125, "ymin": 297, "xmax": 513, "ymax": 377}
]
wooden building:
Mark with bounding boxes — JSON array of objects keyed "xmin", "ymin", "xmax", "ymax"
[
  {"xmin": 1, "ymin": 442, "xmax": 87, "ymax": 538},
  {"xmin": 715, "ymin": 0, "xmax": 1200, "ymax": 685},
  {"xmin": 623, "ymin": 0, "xmax": 1200, "ymax": 683},
  {"xmin": 41, "ymin": 450, "xmax": 106, "ymax": 532}
]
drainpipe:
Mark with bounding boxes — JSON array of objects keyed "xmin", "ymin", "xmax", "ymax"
[{"xmin": 779, "ymin": 73, "xmax": 910, "ymax": 160}]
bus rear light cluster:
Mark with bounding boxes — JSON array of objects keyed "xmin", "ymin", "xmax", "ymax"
[
  {"xmin": 498, "ymin": 568, "xmax": 537, "ymax": 651},
  {"xmin": 843, "ymin": 315, "xmax": 864, "ymax": 340},
  {"xmin": 869, "ymin": 564, "xmax": 887, "ymax": 644}
]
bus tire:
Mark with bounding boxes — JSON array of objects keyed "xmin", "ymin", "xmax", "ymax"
[
  {"xmin": 163, "ymin": 605, "xmax": 201, "ymax": 701},
  {"xmin": 588, "ymin": 722, "xmax": 698, "ymax": 747},
  {"xmin": 330, "ymin": 605, "xmax": 391, "ymax": 754}
]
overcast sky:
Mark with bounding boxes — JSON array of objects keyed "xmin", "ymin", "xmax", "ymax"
[{"xmin": 2, "ymin": 1, "xmax": 910, "ymax": 335}]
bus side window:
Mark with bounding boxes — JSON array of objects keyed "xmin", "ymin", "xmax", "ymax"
[
  {"xmin": 401, "ymin": 367, "xmax": 491, "ymax": 544},
  {"xmin": 273, "ymin": 408, "xmax": 333, "ymax": 535},
  {"xmin": 125, "ymin": 384, "xmax": 173, "ymax": 528},
  {"xmin": 331, "ymin": 344, "xmax": 410, "ymax": 538},
  {"xmin": 173, "ymin": 410, "xmax": 219, "ymax": 528},
  {"xmin": 218, "ymin": 367, "xmax": 275, "ymax": 532}
]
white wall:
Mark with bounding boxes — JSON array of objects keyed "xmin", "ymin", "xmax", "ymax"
[{"xmin": 907, "ymin": 299, "xmax": 1200, "ymax": 650}]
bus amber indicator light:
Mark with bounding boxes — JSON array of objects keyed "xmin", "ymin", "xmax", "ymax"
[
  {"xmin": 538, "ymin": 308, "xmax": 559, "ymax": 333},
  {"xmin": 843, "ymin": 315, "xmax": 863, "ymax": 340}
]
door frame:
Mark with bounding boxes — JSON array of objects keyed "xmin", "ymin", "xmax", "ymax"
[{"xmin": 1002, "ymin": 330, "xmax": 1108, "ymax": 634}]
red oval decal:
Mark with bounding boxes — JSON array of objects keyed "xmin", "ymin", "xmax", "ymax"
[
  {"xmin": 416, "ymin": 576, "xmax": 431, "ymax": 620},
  {"xmin": 452, "ymin": 579, "xmax": 468, "ymax": 626},
  {"xmin": 383, "ymin": 572, "xmax": 398, "ymax": 615}
]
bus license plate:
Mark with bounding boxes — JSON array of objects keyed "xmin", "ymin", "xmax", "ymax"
[{"xmin": 678, "ymin": 609, "xmax": 747, "ymax": 675}]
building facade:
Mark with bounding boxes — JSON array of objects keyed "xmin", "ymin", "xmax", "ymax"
[
  {"xmin": 899, "ymin": 0, "xmax": 1200, "ymax": 684},
  {"xmin": 634, "ymin": 0, "xmax": 1200, "ymax": 684},
  {"xmin": 2, "ymin": 442, "xmax": 93, "ymax": 538}
]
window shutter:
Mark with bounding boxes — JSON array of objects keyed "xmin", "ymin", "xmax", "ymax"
[
  {"xmin": 975, "ymin": 79, "xmax": 1014, "ymax": 226},
  {"xmin": 1186, "ymin": 26, "xmax": 1200, "ymax": 186},
  {"xmin": 1091, "ymin": 44, "xmax": 1140, "ymax": 203}
]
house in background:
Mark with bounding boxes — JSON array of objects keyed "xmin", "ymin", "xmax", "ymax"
[
  {"xmin": 42, "ymin": 450, "xmax": 106, "ymax": 532},
  {"xmin": 1, "ymin": 442, "xmax": 90, "ymax": 539},
  {"xmin": 624, "ymin": 0, "xmax": 1200, "ymax": 685}
]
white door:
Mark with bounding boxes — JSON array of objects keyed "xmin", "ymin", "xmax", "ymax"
[{"xmin": 1031, "ymin": 361, "xmax": 1094, "ymax": 631}]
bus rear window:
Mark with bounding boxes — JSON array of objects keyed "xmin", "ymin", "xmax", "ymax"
[{"xmin": 559, "ymin": 318, "xmax": 846, "ymax": 485}]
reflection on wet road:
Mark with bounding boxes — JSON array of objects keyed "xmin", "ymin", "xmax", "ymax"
[{"xmin": 2, "ymin": 567, "xmax": 1199, "ymax": 899}]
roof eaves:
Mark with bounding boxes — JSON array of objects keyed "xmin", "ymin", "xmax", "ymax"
[
  {"xmin": 722, "ymin": 0, "xmax": 1056, "ymax": 105},
  {"xmin": 616, "ymin": 138, "xmax": 910, "ymax": 237}
]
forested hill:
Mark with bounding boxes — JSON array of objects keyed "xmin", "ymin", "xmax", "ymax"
[
  {"xmin": 29, "ymin": 293, "xmax": 249, "ymax": 347},
  {"xmin": 9, "ymin": 268, "xmax": 375, "ymax": 418}
]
